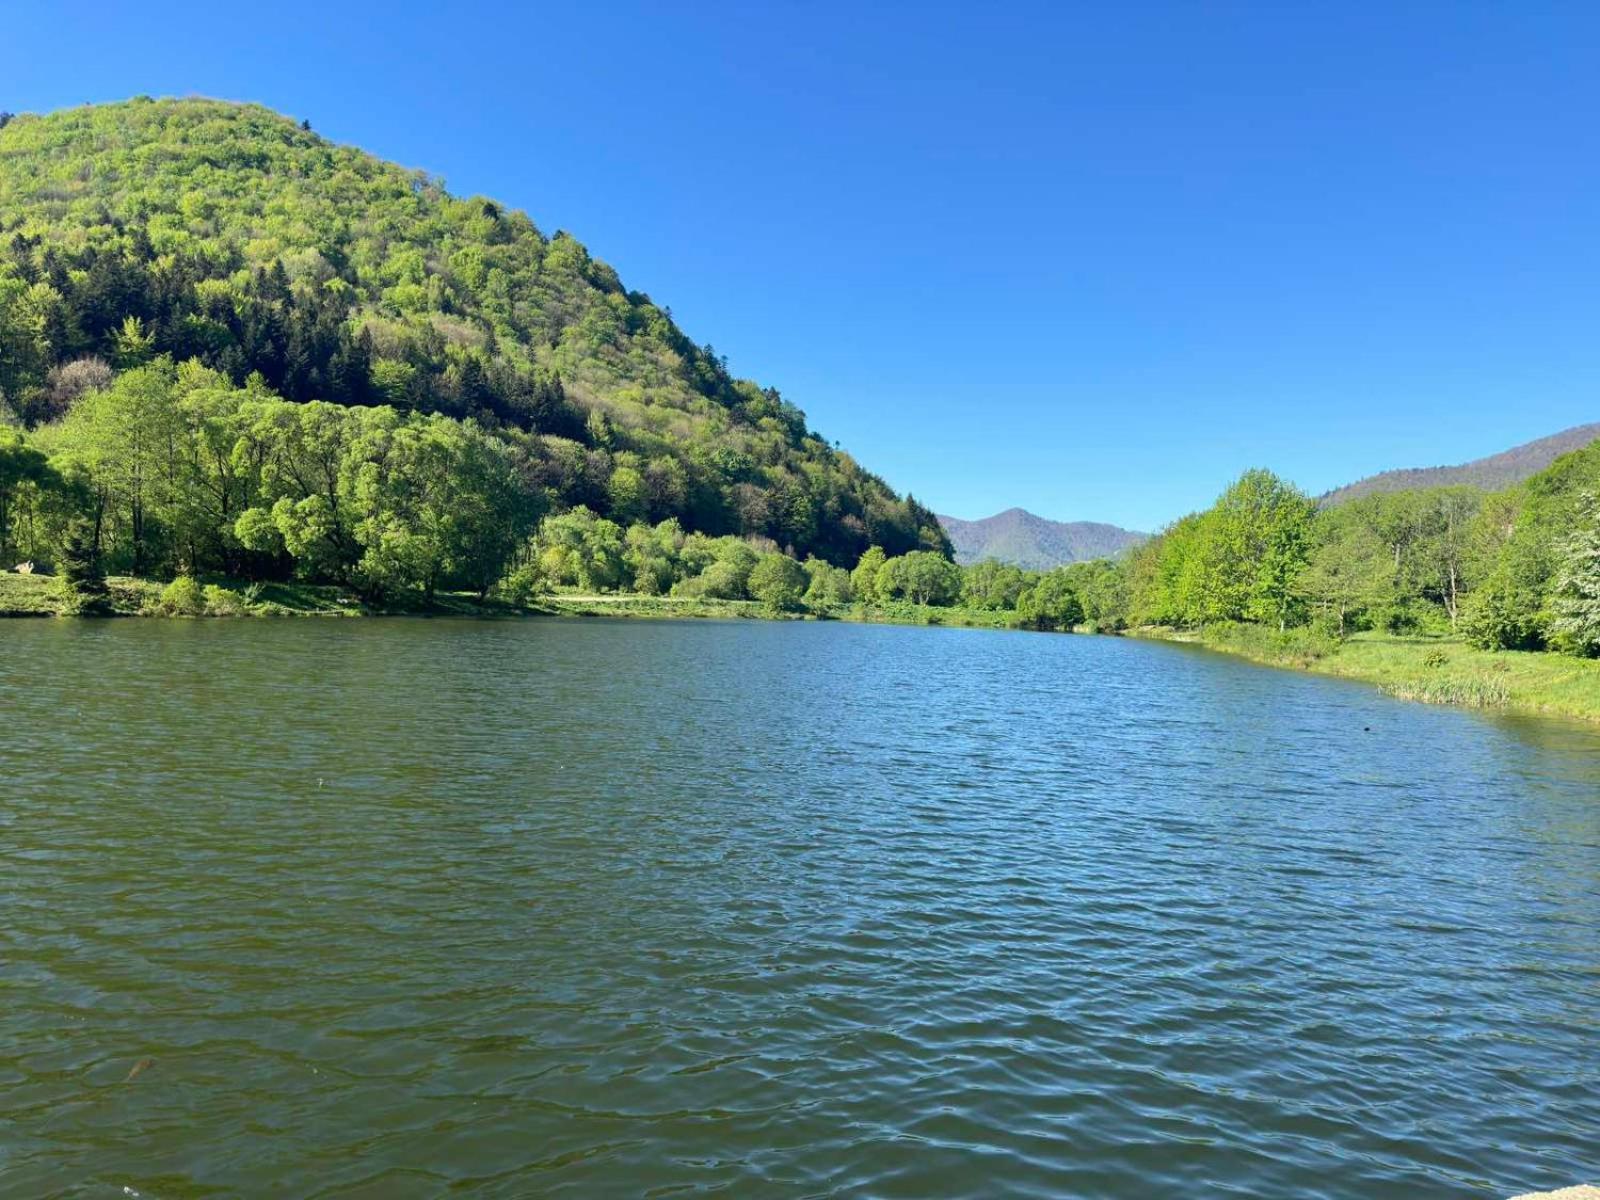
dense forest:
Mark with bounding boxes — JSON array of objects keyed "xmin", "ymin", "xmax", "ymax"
[{"xmin": 0, "ymin": 97, "xmax": 948, "ymax": 596}]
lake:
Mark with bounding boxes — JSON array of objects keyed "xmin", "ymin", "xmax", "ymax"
[{"xmin": 2, "ymin": 618, "xmax": 1597, "ymax": 1198}]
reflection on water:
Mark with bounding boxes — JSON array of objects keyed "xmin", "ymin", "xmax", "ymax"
[{"xmin": 2, "ymin": 618, "xmax": 1597, "ymax": 1198}]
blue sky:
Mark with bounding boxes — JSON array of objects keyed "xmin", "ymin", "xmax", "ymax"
[{"xmin": 5, "ymin": 1, "xmax": 1597, "ymax": 531}]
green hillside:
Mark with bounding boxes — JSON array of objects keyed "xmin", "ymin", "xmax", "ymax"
[{"xmin": 0, "ymin": 97, "xmax": 947, "ymax": 575}]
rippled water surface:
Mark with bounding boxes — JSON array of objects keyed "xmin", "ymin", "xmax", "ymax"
[{"xmin": 3, "ymin": 618, "xmax": 1598, "ymax": 1198}]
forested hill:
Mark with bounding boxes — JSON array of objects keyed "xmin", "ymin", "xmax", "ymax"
[
  {"xmin": 1321, "ymin": 423, "xmax": 1600, "ymax": 506},
  {"xmin": 0, "ymin": 97, "xmax": 948, "ymax": 564},
  {"xmin": 939, "ymin": 508, "xmax": 1144, "ymax": 569}
]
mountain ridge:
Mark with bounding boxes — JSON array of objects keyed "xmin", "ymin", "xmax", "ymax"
[
  {"xmin": 1322, "ymin": 423, "xmax": 1600, "ymax": 505},
  {"xmin": 938, "ymin": 508, "xmax": 1144, "ymax": 570}
]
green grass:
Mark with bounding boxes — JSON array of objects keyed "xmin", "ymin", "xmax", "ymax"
[
  {"xmin": 1137, "ymin": 624, "xmax": 1600, "ymax": 724},
  {"xmin": 1, "ymin": 575, "xmax": 1033, "ymax": 631},
  {"xmin": 843, "ymin": 602, "xmax": 1022, "ymax": 630},
  {"xmin": 533, "ymin": 593, "xmax": 778, "ymax": 621},
  {"xmin": 0, "ymin": 573, "xmax": 530, "ymax": 619},
  {"xmin": 0, "ymin": 572, "xmax": 64, "ymax": 615}
]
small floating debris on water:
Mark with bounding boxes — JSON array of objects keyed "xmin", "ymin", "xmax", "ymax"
[{"xmin": 123, "ymin": 1057, "xmax": 155, "ymax": 1083}]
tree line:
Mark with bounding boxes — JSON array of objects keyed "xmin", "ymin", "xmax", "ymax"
[{"xmin": 1118, "ymin": 456, "xmax": 1600, "ymax": 657}]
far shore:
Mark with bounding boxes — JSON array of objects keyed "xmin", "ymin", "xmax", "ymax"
[{"xmin": 7, "ymin": 572, "xmax": 1600, "ymax": 727}]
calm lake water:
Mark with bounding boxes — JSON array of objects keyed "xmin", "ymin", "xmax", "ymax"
[{"xmin": 2, "ymin": 618, "xmax": 1598, "ymax": 1198}]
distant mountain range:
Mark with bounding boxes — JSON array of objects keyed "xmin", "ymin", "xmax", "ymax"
[
  {"xmin": 1322, "ymin": 422, "xmax": 1600, "ymax": 505},
  {"xmin": 938, "ymin": 509, "xmax": 1145, "ymax": 570}
]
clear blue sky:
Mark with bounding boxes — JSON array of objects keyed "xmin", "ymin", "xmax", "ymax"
[{"xmin": 5, "ymin": 2, "xmax": 1598, "ymax": 531}]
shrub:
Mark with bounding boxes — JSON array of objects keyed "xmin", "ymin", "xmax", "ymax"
[
  {"xmin": 1463, "ymin": 577, "xmax": 1544, "ymax": 651},
  {"xmin": 159, "ymin": 575, "xmax": 206, "ymax": 616},
  {"xmin": 496, "ymin": 564, "xmax": 545, "ymax": 606},
  {"xmin": 202, "ymin": 584, "xmax": 244, "ymax": 616}
]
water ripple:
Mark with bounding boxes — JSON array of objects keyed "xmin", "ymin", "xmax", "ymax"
[{"xmin": 2, "ymin": 619, "xmax": 1598, "ymax": 1198}]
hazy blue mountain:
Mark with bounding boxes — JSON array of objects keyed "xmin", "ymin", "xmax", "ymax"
[{"xmin": 938, "ymin": 508, "xmax": 1145, "ymax": 569}]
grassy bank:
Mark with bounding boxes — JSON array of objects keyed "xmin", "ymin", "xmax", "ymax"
[
  {"xmin": 520, "ymin": 592, "xmax": 1023, "ymax": 628},
  {"xmin": 0, "ymin": 573, "xmax": 527, "ymax": 619},
  {"xmin": 1134, "ymin": 623, "xmax": 1600, "ymax": 724},
  {"xmin": 0, "ymin": 574, "xmax": 1022, "ymax": 630}
]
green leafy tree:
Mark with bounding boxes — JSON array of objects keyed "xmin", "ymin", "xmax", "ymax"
[
  {"xmin": 1549, "ymin": 493, "xmax": 1600, "ymax": 656},
  {"xmin": 1298, "ymin": 512, "xmax": 1390, "ymax": 636},
  {"xmin": 748, "ymin": 552, "xmax": 808, "ymax": 613},
  {"xmin": 961, "ymin": 559, "xmax": 1028, "ymax": 611},
  {"xmin": 0, "ymin": 428, "xmax": 59, "ymax": 566},
  {"xmin": 55, "ymin": 360, "xmax": 184, "ymax": 576},
  {"xmin": 58, "ymin": 515, "xmax": 109, "ymax": 613},
  {"xmin": 537, "ymin": 506, "xmax": 626, "ymax": 592},
  {"xmin": 1063, "ymin": 559, "xmax": 1129, "ymax": 630},
  {"xmin": 851, "ymin": 545, "xmax": 887, "ymax": 602},
  {"xmin": 1016, "ymin": 569, "xmax": 1084, "ymax": 630},
  {"xmin": 877, "ymin": 550, "xmax": 962, "ymax": 606},
  {"xmin": 802, "ymin": 557, "xmax": 852, "ymax": 610}
]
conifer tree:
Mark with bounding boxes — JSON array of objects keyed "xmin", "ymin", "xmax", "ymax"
[{"xmin": 59, "ymin": 516, "xmax": 109, "ymax": 613}]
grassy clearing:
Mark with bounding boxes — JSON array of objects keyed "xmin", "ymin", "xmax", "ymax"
[
  {"xmin": 530, "ymin": 594, "xmax": 1027, "ymax": 628},
  {"xmin": 844, "ymin": 603, "xmax": 1021, "ymax": 630},
  {"xmin": 1136, "ymin": 623, "xmax": 1600, "ymax": 724},
  {"xmin": 1, "ymin": 576, "xmax": 1032, "ymax": 631},
  {"xmin": 533, "ymin": 593, "xmax": 777, "ymax": 621},
  {"xmin": 0, "ymin": 572, "xmax": 65, "ymax": 615},
  {"xmin": 0, "ymin": 573, "xmax": 532, "ymax": 619}
]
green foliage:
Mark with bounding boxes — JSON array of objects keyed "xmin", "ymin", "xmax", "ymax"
[
  {"xmin": 1549, "ymin": 493, "xmax": 1600, "ymax": 656},
  {"xmin": 202, "ymin": 582, "xmax": 244, "ymax": 616},
  {"xmin": 748, "ymin": 552, "xmax": 808, "ymax": 613},
  {"xmin": 0, "ymin": 97, "xmax": 947, "ymax": 566},
  {"xmin": 876, "ymin": 550, "xmax": 962, "ymax": 606},
  {"xmin": 960, "ymin": 559, "xmax": 1028, "ymax": 611},
  {"xmin": 495, "ymin": 562, "xmax": 546, "ymax": 606},
  {"xmin": 158, "ymin": 574, "xmax": 206, "ymax": 615},
  {"xmin": 1016, "ymin": 568, "xmax": 1084, "ymax": 630},
  {"xmin": 1126, "ymin": 471, "xmax": 1314, "ymax": 629},
  {"xmin": 57, "ymin": 515, "xmax": 107, "ymax": 612},
  {"xmin": 1061, "ymin": 558, "xmax": 1129, "ymax": 630},
  {"xmin": 851, "ymin": 545, "xmax": 887, "ymax": 601},
  {"xmin": 537, "ymin": 507, "xmax": 625, "ymax": 592},
  {"xmin": 802, "ymin": 557, "xmax": 853, "ymax": 610},
  {"xmin": 0, "ymin": 426, "xmax": 61, "ymax": 566}
]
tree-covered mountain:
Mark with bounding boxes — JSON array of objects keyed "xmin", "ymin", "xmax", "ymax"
[
  {"xmin": 1321, "ymin": 423, "xmax": 1600, "ymax": 506},
  {"xmin": 938, "ymin": 508, "xmax": 1143, "ymax": 569},
  {"xmin": 0, "ymin": 97, "xmax": 948, "ymax": 569}
]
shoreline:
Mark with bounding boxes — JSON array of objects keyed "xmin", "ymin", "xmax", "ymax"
[
  {"xmin": 1130, "ymin": 624, "xmax": 1600, "ymax": 727},
  {"xmin": 8, "ymin": 573, "xmax": 1599, "ymax": 726}
]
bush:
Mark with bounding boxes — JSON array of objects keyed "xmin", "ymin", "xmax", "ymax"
[
  {"xmin": 1462, "ymin": 578, "xmax": 1544, "ymax": 651},
  {"xmin": 496, "ymin": 564, "xmax": 545, "ymax": 606},
  {"xmin": 159, "ymin": 575, "xmax": 206, "ymax": 616},
  {"xmin": 202, "ymin": 584, "xmax": 244, "ymax": 616},
  {"xmin": 674, "ymin": 558, "xmax": 749, "ymax": 601}
]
